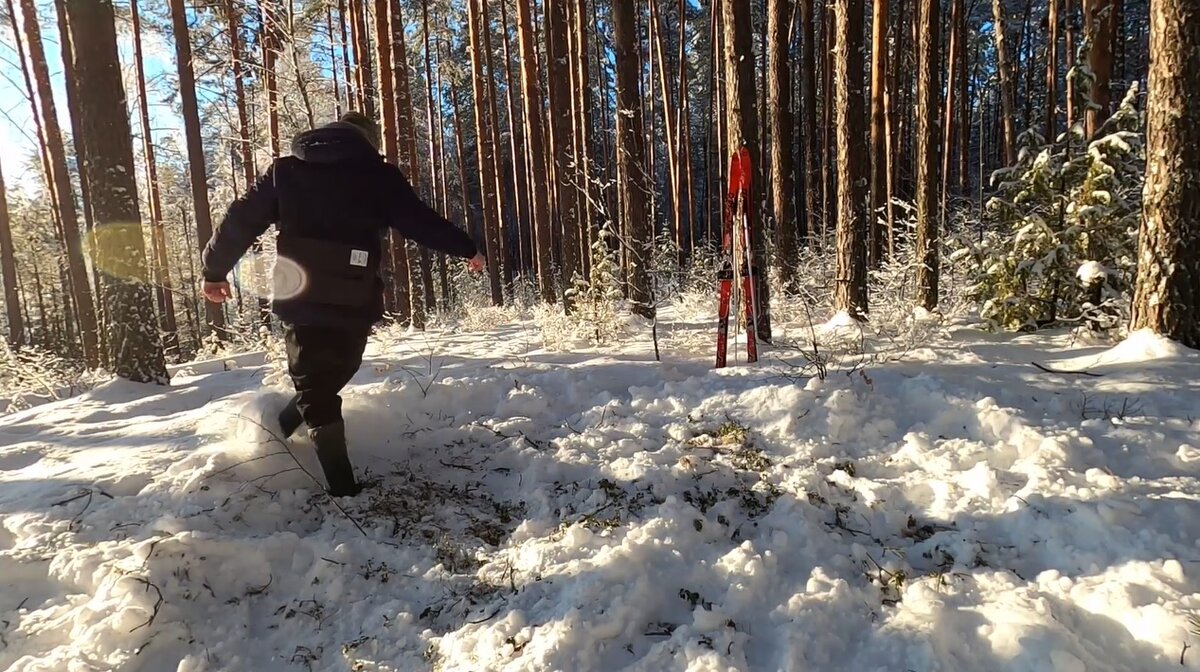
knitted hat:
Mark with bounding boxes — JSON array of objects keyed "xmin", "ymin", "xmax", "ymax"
[{"xmin": 336, "ymin": 111, "xmax": 381, "ymax": 151}]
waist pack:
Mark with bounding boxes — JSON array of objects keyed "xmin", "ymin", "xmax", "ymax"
[{"xmin": 273, "ymin": 235, "xmax": 379, "ymax": 308}]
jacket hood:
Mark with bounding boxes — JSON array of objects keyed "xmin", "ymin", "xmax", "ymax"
[{"xmin": 291, "ymin": 124, "xmax": 381, "ymax": 164}]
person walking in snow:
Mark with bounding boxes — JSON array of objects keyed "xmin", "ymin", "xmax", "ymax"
[{"xmin": 200, "ymin": 112, "xmax": 486, "ymax": 497}]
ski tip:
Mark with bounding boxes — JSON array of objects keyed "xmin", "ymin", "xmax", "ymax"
[{"xmin": 728, "ymin": 146, "xmax": 752, "ymax": 195}]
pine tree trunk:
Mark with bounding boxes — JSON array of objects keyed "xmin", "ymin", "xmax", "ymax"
[
  {"xmin": 483, "ymin": 2, "xmax": 515, "ymax": 286},
  {"xmin": 449, "ymin": 69, "xmax": 476, "ymax": 249},
  {"xmin": 707, "ymin": 0, "xmax": 722, "ymax": 245},
  {"xmin": 390, "ymin": 0, "xmax": 434, "ymax": 321},
  {"xmin": 17, "ymin": 0, "xmax": 100, "ymax": 366},
  {"xmin": 613, "ymin": 0, "xmax": 653, "ymax": 317},
  {"xmin": 548, "ymin": 0, "xmax": 580, "ymax": 307},
  {"xmin": 941, "ymin": 0, "xmax": 962, "ymax": 222},
  {"xmin": 373, "ymin": 0, "xmax": 411, "ymax": 324},
  {"xmin": 1066, "ymin": 0, "xmax": 1077, "ymax": 125},
  {"xmin": 226, "ymin": 0, "xmax": 271, "ymax": 333},
  {"xmin": 64, "ymin": 0, "xmax": 168, "ymax": 383},
  {"xmin": 516, "ymin": 0, "xmax": 557, "ymax": 304},
  {"xmin": 650, "ymin": 0, "xmax": 680, "ymax": 263},
  {"xmin": 678, "ymin": 0, "xmax": 696, "ymax": 259},
  {"xmin": 287, "ymin": 0, "xmax": 317, "ymax": 129},
  {"xmin": 1129, "ymin": 0, "xmax": 1200, "ymax": 348},
  {"xmin": 338, "ymin": 0, "xmax": 356, "ymax": 107},
  {"xmin": 916, "ymin": 0, "xmax": 942, "ymax": 310},
  {"xmin": 834, "ymin": 0, "xmax": 869, "ymax": 318},
  {"xmin": 262, "ymin": 0, "xmax": 282, "ymax": 157},
  {"xmin": 395, "ymin": 0, "xmax": 435, "ymax": 326},
  {"xmin": 570, "ymin": 0, "xmax": 594, "ymax": 274},
  {"xmin": 769, "ymin": 0, "xmax": 798, "ymax": 287},
  {"xmin": 499, "ymin": 0, "xmax": 531, "ymax": 277},
  {"xmin": 885, "ymin": 0, "xmax": 900, "ymax": 253},
  {"xmin": 467, "ymin": 0, "xmax": 504, "ymax": 304},
  {"xmin": 1046, "ymin": 0, "xmax": 1060, "ymax": 140},
  {"xmin": 353, "ymin": 0, "xmax": 376, "ymax": 121},
  {"xmin": 55, "ymin": 3, "xmax": 109, "ymax": 357},
  {"xmin": 327, "ymin": 6, "xmax": 343, "ymax": 117},
  {"xmin": 1084, "ymin": 0, "xmax": 1116, "ymax": 135},
  {"xmin": 0, "ymin": 157, "xmax": 22, "ymax": 347},
  {"xmin": 169, "ymin": 0, "xmax": 225, "ymax": 336},
  {"xmin": 724, "ymin": 0, "xmax": 771, "ymax": 338},
  {"xmin": 800, "ymin": 0, "xmax": 818, "ymax": 247},
  {"xmin": 870, "ymin": 0, "xmax": 890, "ymax": 266},
  {"xmin": 133, "ymin": 0, "xmax": 178, "ymax": 355},
  {"xmin": 958, "ymin": 15, "xmax": 972, "ymax": 192},
  {"xmin": 821, "ymin": 1, "xmax": 836, "ymax": 245},
  {"xmin": 421, "ymin": 0, "xmax": 450, "ymax": 310},
  {"xmin": 992, "ymin": 0, "xmax": 1019, "ymax": 164}
]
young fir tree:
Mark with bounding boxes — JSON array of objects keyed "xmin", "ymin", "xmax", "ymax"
[
  {"xmin": 565, "ymin": 224, "xmax": 625, "ymax": 345},
  {"xmin": 959, "ymin": 84, "xmax": 1144, "ymax": 331}
]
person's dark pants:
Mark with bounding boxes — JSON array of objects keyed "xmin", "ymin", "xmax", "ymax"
[
  {"xmin": 279, "ymin": 323, "xmax": 370, "ymax": 430},
  {"xmin": 277, "ymin": 323, "xmax": 370, "ymax": 496}
]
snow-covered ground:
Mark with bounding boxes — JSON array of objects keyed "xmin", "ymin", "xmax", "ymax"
[{"xmin": 1, "ymin": 307, "xmax": 1199, "ymax": 671}]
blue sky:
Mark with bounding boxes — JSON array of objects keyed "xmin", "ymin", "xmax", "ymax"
[{"xmin": 0, "ymin": 1, "xmax": 181, "ymax": 196}]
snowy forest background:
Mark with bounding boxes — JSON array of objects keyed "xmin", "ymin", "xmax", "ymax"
[{"xmin": 0, "ymin": 0, "xmax": 1183, "ymax": 398}]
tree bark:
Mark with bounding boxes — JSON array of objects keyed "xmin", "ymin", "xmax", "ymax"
[
  {"xmin": 571, "ymin": 0, "xmax": 594, "ymax": 274},
  {"xmin": 338, "ymin": 0, "xmax": 356, "ymax": 107},
  {"xmin": 421, "ymin": 0, "xmax": 450, "ymax": 310},
  {"xmin": 64, "ymin": 0, "xmax": 168, "ymax": 383},
  {"xmin": 870, "ymin": 0, "xmax": 890, "ymax": 265},
  {"xmin": 800, "ymin": 0, "xmax": 818, "ymax": 248},
  {"xmin": 650, "ymin": 0, "xmax": 679, "ymax": 263},
  {"xmin": 482, "ymin": 1, "xmax": 514, "ymax": 287},
  {"xmin": 1046, "ymin": 0, "xmax": 1060, "ymax": 140},
  {"xmin": 1129, "ymin": 0, "xmax": 1200, "ymax": 348},
  {"xmin": 1084, "ymin": 0, "xmax": 1117, "ymax": 135},
  {"xmin": 916, "ymin": 0, "xmax": 942, "ymax": 310},
  {"xmin": 17, "ymin": 0, "xmax": 100, "ymax": 365},
  {"xmin": 941, "ymin": 0, "xmax": 962, "ymax": 222},
  {"xmin": 392, "ymin": 0, "xmax": 434, "ymax": 326},
  {"xmin": 821, "ymin": 0, "xmax": 836, "ymax": 244},
  {"xmin": 613, "ymin": 0, "xmax": 653, "ymax": 317},
  {"xmin": 132, "ymin": 0, "xmax": 178, "ymax": 354},
  {"xmin": 352, "ymin": 0, "xmax": 376, "ymax": 121},
  {"xmin": 769, "ymin": 0, "xmax": 798, "ymax": 286},
  {"xmin": 327, "ymin": 6, "xmax": 343, "ymax": 117},
  {"xmin": 515, "ymin": 0, "xmax": 557, "ymax": 304},
  {"xmin": 261, "ymin": 0, "xmax": 282, "ymax": 157},
  {"xmin": 1066, "ymin": 0, "xmax": 1077, "ymax": 124},
  {"xmin": 0, "ymin": 157, "xmax": 22, "ymax": 347},
  {"xmin": 169, "ymin": 0, "xmax": 225, "ymax": 336},
  {"xmin": 834, "ymin": 0, "xmax": 869, "ymax": 318},
  {"xmin": 548, "ymin": 0, "xmax": 580, "ymax": 306},
  {"xmin": 993, "ymin": 0, "xmax": 1019, "ymax": 164},
  {"xmin": 466, "ymin": 0, "xmax": 504, "ymax": 304},
  {"xmin": 374, "ymin": 0, "xmax": 412, "ymax": 323},
  {"xmin": 391, "ymin": 0, "xmax": 435, "ymax": 321}
]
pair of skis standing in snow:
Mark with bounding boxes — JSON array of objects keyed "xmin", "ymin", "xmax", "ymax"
[{"xmin": 715, "ymin": 147, "xmax": 763, "ymax": 369}]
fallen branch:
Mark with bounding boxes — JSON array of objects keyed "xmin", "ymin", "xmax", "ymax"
[{"xmin": 1031, "ymin": 361, "xmax": 1104, "ymax": 377}]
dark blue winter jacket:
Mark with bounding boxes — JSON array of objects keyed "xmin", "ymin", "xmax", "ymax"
[{"xmin": 201, "ymin": 124, "xmax": 478, "ymax": 328}]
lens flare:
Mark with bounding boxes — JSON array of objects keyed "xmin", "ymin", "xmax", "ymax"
[
  {"xmin": 85, "ymin": 223, "xmax": 153, "ymax": 282},
  {"xmin": 271, "ymin": 255, "xmax": 308, "ymax": 300}
]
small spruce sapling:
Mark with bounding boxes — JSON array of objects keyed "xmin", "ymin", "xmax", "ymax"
[{"xmin": 564, "ymin": 223, "xmax": 625, "ymax": 344}]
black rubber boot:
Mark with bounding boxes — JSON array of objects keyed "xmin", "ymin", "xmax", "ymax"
[
  {"xmin": 277, "ymin": 395, "xmax": 303, "ymax": 439},
  {"xmin": 308, "ymin": 421, "xmax": 361, "ymax": 497}
]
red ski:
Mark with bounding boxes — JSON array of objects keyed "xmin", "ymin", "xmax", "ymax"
[{"xmin": 716, "ymin": 147, "xmax": 760, "ymax": 368}]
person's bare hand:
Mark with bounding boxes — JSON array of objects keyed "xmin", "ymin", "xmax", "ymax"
[
  {"xmin": 468, "ymin": 253, "xmax": 486, "ymax": 273},
  {"xmin": 202, "ymin": 280, "xmax": 233, "ymax": 304}
]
